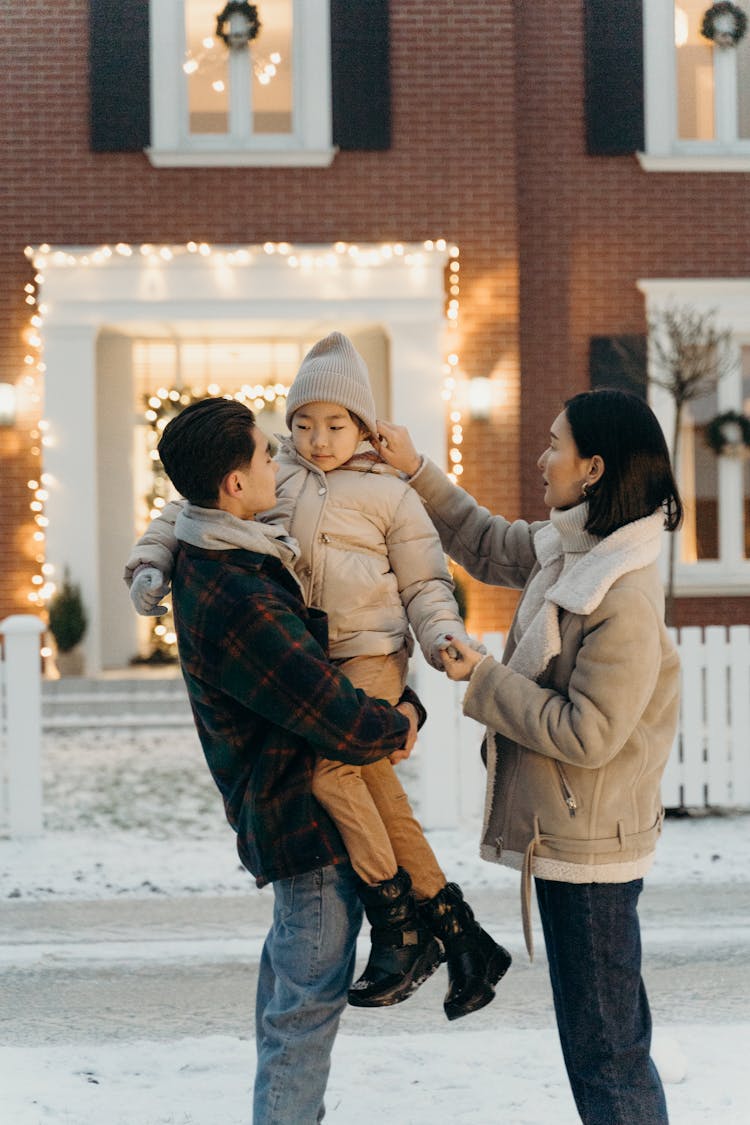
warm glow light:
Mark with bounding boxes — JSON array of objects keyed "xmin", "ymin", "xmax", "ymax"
[{"xmin": 19, "ymin": 238, "xmax": 462, "ymax": 612}]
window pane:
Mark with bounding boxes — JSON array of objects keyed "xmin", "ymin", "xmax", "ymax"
[
  {"xmin": 737, "ymin": 31, "xmax": 750, "ymax": 138},
  {"xmin": 186, "ymin": 0, "xmax": 229, "ymax": 134},
  {"xmin": 684, "ymin": 390, "xmax": 719, "ymax": 561},
  {"xmin": 743, "ymin": 349, "xmax": 750, "ymax": 558},
  {"xmin": 674, "ymin": 1, "xmax": 715, "ymax": 139},
  {"xmin": 251, "ymin": 0, "xmax": 293, "ymax": 134}
]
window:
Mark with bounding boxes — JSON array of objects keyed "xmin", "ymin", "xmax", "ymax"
[
  {"xmin": 641, "ymin": 0, "xmax": 750, "ymax": 169},
  {"xmin": 640, "ymin": 280, "xmax": 750, "ymax": 594},
  {"xmin": 149, "ymin": 0, "xmax": 334, "ymax": 166}
]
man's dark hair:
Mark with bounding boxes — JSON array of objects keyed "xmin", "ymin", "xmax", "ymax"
[
  {"xmin": 565, "ymin": 388, "xmax": 683, "ymax": 537},
  {"xmin": 157, "ymin": 397, "xmax": 257, "ymax": 507}
]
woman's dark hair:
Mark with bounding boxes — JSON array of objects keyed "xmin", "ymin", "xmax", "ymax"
[
  {"xmin": 564, "ymin": 389, "xmax": 683, "ymax": 537},
  {"xmin": 157, "ymin": 397, "xmax": 257, "ymax": 506}
]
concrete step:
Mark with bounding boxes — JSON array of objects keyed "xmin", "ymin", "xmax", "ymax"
[{"xmin": 41, "ymin": 674, "xmax": 194, "ymax": 730}]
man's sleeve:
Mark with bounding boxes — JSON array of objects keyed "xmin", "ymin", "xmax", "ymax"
[{"xmin": 219, "ymin": 591, "xmax": 412, "ymax": 766}]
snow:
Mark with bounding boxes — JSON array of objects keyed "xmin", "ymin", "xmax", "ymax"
[{"xmin": 1, "ymin": 725, "xmax": 749, "ymax": 1123}]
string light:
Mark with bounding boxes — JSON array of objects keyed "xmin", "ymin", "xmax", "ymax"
[{"xmin": 19, "ymin": 238, "xmax": 464, "ymax": 625}]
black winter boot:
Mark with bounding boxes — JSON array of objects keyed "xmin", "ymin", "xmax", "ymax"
[
  {"xmin": 421, "ymin": 882, "xmax": 511, "ymax": 1021},
  {"xmin": 348, "ymin": 868, "xmax": 444, "ymax": 1008}
]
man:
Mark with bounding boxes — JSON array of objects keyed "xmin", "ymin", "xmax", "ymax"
[{"xmin": 142, "ymin": 397, "xmax": 423, "ymax": 1124}]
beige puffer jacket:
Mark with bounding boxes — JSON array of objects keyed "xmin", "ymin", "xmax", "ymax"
[
  {"xmin": 408, "ymin": 457, "xmax": 680, "ymax": 956},
  {"xmin": 254, "ymin": 440, "xmax": 472, "ymax": 665},
  {"xmin": 124, "ymin": 441, "xmax": 472, "ymax": 667}
]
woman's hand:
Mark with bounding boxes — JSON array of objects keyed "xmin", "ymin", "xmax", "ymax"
[
  {"xmin": 372, "ymin": 420, "xmax": 422, "ymax": 477},
  {"xmin": 439, "ymin": 635, "xmax": 485, "ymax": 682}
]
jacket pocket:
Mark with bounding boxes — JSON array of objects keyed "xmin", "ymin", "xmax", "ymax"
[{"xmin": 555, "ymin": 761, "xmax": 578, "ymax": 818}]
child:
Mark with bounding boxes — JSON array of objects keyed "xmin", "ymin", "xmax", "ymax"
[{"xmin": 125, "ymin": 332, "xmax": 511, "ymax": 1020}]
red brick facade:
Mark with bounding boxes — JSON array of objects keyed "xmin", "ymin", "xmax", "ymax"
[{"xmin": 1, "ymin": 1, "xmax": 748, "ymax": 638}]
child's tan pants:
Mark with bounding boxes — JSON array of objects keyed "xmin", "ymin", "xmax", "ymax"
[{"xmin": 312, "ymin": 648, "xmax": 446, "ymax": 901}]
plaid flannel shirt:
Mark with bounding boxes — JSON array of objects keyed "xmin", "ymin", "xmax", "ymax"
[{"xmin": 172, "ymin": 541, "xmax": 421, "ymax": 885}]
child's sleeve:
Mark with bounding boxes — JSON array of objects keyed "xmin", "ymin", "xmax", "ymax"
[
  {"xmin": 386, "ymin": 488, "xmax": 479, "ymax": 670},
  {"xmin": 123, "ymin": 499, "xmax": 184, "ymax": 587}
]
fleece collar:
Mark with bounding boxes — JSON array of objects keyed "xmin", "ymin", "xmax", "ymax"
[{"xmin": 508, "ymin": 510, "xmax": 664, "ymax": 681}]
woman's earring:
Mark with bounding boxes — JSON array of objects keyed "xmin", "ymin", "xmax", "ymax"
[{"xmin": 581, "ymin": 481, "xmax": 589, "ymax": 498}]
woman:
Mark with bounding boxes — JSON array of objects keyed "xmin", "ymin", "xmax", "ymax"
[{"xmin": 376, "ymin": 389, "xmax": 682, "ymax": 1125}]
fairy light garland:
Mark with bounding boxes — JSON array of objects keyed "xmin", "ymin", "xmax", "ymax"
[{"xmin": 18, "ymin": 238, "xmax": 465, "ymax": 624}]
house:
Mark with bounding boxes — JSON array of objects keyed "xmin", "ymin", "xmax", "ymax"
[{"xmin": 1, "ymin": 0, "xmax": 749, "ymax": 676}]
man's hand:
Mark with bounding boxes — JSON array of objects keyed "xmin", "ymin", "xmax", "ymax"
[
  {"xmin": 371, "ymin": 420, "xmax": 422, "ymax": 477},
  {"xmin": 390, "ymin": 701, "xmax": 419, "ymax": 763},
  {"xmin": 439, "ymin": 635, "xmax": 486, "ymax": 682},
  {"xmin": 130, "ymin": 567, "xmax": 170, "ymax": 617}
]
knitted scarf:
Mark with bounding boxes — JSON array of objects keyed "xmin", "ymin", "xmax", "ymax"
[{"xmin": 508, "ymin": 504, "xmax": 665, "ymax": 682}]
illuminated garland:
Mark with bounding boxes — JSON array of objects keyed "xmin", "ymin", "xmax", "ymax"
[{"xmin": 19, "ymin": 239, "xmax": 465, "ymax": 650}]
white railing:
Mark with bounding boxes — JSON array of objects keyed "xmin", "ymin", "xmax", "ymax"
[
  {"xmin": 664, "ymin": 625, "xmax": 750, "ymax": 809},
  {"xmin": 0, "ymin": 615, "xmax": 45, "ymax": 838},
  {"xmin": 2, "ymin": 621, "xmax": 749, "ymax": 837},
  {"xmin": 415, "ymin": 626, "xmax": 750, "ymax": 827}
]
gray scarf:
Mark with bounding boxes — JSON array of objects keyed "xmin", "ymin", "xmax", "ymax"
[{"xmin": 175, "ymin": 504, "xmax": 301, "ymax": 573}]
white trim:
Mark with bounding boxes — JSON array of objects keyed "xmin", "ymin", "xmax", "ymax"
[
  {"xmin": 642, "ymin": 0, "xmax": 750, "ymax": 170},
  {"xmin": 36, "ymin": 243, "xmax": 450, "ymax": 671},
  {"xmin": 148, "ymin": 0, "xmax": 334, "ymax": 168},
  {"xmin": 147, "ymin": 148, "xmax": 336, "ymax": 167},
  {"xmin": 639, "ymin": 277, "xmax": 750, "ymax": 596},
  {"xmin": 637, "ymin": 152, "xmax": 750, "ymax": 171}
]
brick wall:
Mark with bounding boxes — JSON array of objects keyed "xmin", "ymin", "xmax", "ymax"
[
  {"xmin": 515, "ymin": 0, "xmax": 750, "ymax": 628},
  {"xmin": 0, "ymin": 0, "xmax": 521, "ymax": 633}
]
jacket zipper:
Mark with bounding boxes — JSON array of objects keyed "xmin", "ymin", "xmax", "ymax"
[
  {"xmin": 319, "ymin": 532, "xmax": 386, "ymax": 559},
  {"xmin": 556, "ymin": 763, "xmax": 578, "ymax": 817}
]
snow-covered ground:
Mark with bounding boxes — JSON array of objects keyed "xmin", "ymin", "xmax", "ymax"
[{"xmin": 1, "ymin": 726, "xmax": 749, "ymax": 1124}]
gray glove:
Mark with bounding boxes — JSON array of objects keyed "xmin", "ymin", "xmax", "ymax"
[{"xmin": 130, "ymin": 567, "xmax": 170, "ymax": 617}]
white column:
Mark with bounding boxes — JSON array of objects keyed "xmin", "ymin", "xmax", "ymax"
[
  {"xmin": 1, "ymin": 615, "xmax": 45, "ymax": 837},
  {"xmin": 43, "ymin": 324, "xmax": 102, "ymax": 672},
  {"xmin": 388, "ymin": 320, "xmax": 447, "ymax": 467},
  {"xmin": 388, "ymin": 320, "xmax": 458, "ymax": 824}
]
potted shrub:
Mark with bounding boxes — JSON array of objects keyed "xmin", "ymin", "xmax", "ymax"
[{"xmin": 48, "ymin": 569, "xmax": 88, "ymax": 676}]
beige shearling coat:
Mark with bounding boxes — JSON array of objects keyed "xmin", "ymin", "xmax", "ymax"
[
  {"xmin": 124, "ymin": 441, "xmax": 472, "ymax": 668},
  {"xmin": 408, "ymin": 458, "xmax": 681, "ymax": 956}
]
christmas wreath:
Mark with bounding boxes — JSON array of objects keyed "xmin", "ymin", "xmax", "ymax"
[
  {"xmin": 701, "ymin": 3, "xmax": 748, "ymax": 47},
  {"xmin": 215, "ymin": 2, "xmax": 261, "ymax": 47},
  {"xmin": 704, "ymin": 410, "xmax": 750, "ymax": 455}
]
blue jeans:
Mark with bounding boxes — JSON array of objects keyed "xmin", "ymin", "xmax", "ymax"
[
  {"xmin": 254, "ymin": 864, "xmax": 362, "ymax": 1124},
  {"xmin": 535, "ymin": 877, "xmax": 668, "ymax": 1125}
]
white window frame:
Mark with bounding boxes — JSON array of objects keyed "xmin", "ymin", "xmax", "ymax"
[
  {"xmin": 639, "ymin": 278, "xmax": 750, "ymax": 595},
  {"xmin": 640, "ymin": 0, "xmax": 750, "ymax": 171},
  {"xmin": 148, "ymin": 0, "xmax": 335, "ymax": 167}
]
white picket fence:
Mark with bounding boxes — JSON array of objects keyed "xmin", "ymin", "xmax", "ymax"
[
  {"xmin": 0, "ymin": 615, "xmax": 45, "ymax": 838},
  {"xmin": 1, "ymin": 618, "xmax": 750, "ymax": 838},
  {"xmin": 415, "ymin": 626, "xmax": 750, "ymax": 827},
  {"xmin": 663, "ymin": 625, "xmax": 750, "ymax": 810}
]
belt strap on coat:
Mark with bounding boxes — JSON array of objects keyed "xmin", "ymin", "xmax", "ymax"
[{"xmin": 520, "ymin": 809, "xmax": 665, "ymax": 960}]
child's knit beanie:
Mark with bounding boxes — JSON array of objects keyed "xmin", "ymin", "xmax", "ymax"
[{"xmin": 285, "ymin": 332, "xmax": 377, "ymax": 435}]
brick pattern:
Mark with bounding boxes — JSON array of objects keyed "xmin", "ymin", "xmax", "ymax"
[{"xmin": 2, "ymin": 1, "xmax": 748, "ymax": 635}]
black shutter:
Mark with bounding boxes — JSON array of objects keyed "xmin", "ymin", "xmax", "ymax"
[
  {"xmin": 584, "ymin": 0, "xmax": 644, "ymax": 155},
  {"xmin": 89, "ymin": 0, "xmax": 150, "ymax": 152},
  {"xmin": 589, "ymin": 336, "xmax": 647, "ymax": 397},
  {"xmin": 331, "ymin": 0, "xmax": 390, "ymax": 150}
]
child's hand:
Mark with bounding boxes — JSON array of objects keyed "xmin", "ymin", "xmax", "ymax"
[
  {"xmin": 130, "ymin": 567, "xmax": 170, "ymax": 617},
  {"xmin": 438, "ymin": 635, "xmax": 486, "ymax": 682},
  {"xmin": 430, "ymin": 632, "xmax": 486, "ymax": 670}
]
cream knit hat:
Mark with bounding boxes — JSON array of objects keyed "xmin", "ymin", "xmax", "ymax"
[{"xmin": 285, "ymin": 332, "xmax": 377, "ymax": 435}]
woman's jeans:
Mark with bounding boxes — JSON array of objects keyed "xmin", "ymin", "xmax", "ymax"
[
  {"xmin": 535, "ymin": 877, "xmax": 668, "ymax": 1125},
  {"xmin": 254, "ymin": 864, "xmax": 361, "ymax": 1125}
]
